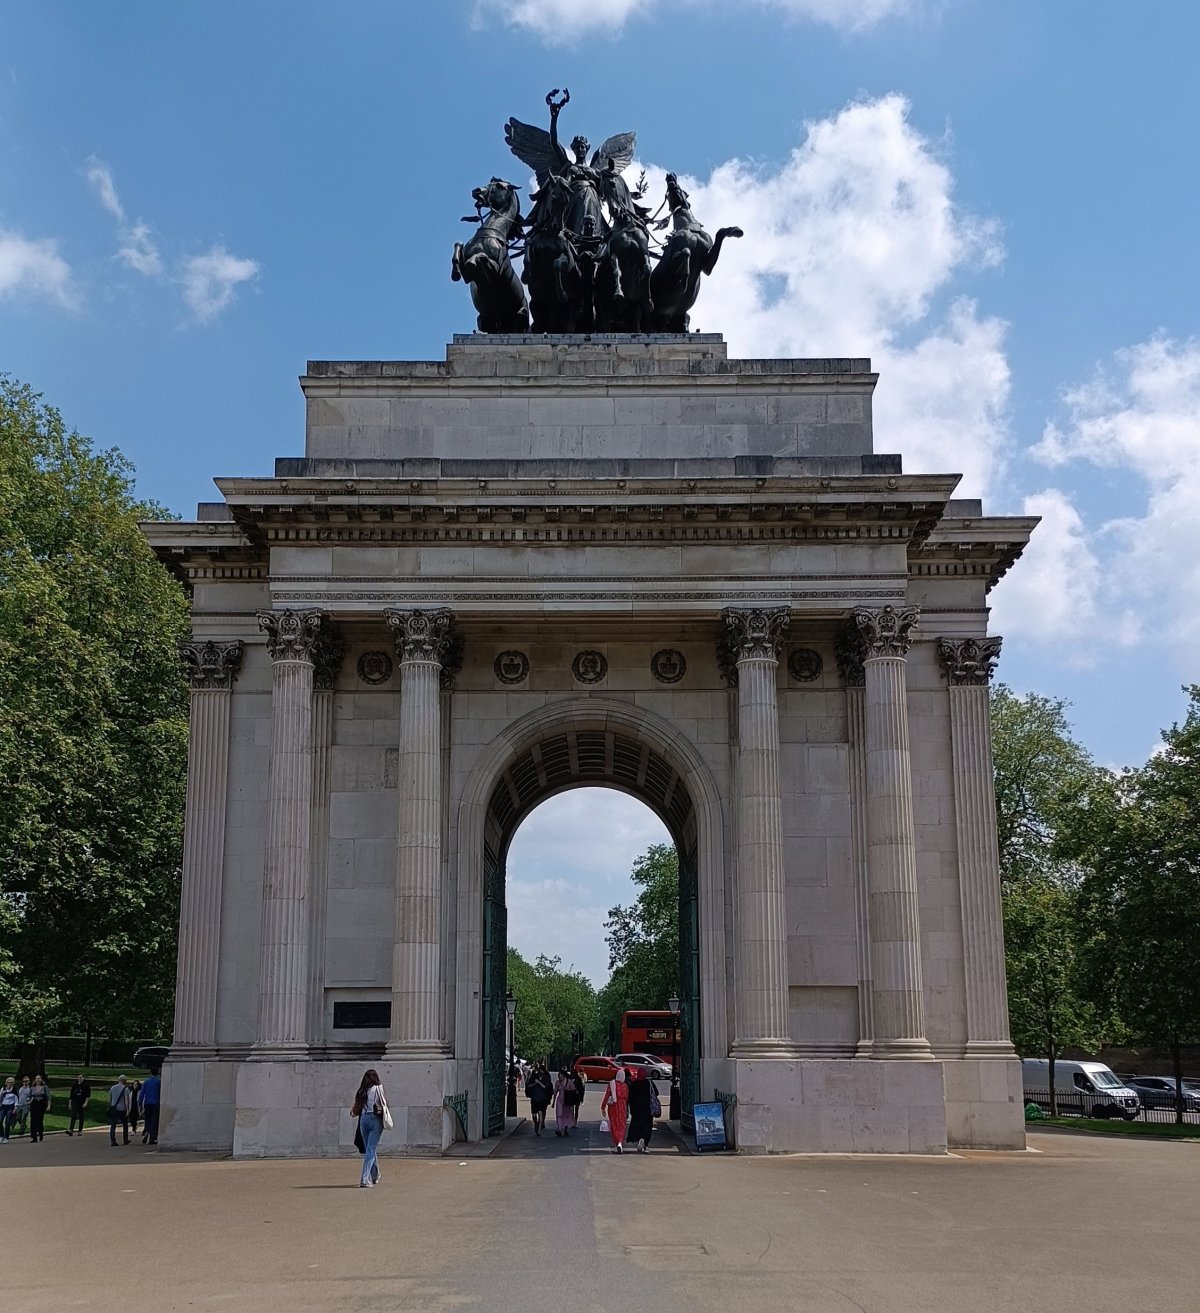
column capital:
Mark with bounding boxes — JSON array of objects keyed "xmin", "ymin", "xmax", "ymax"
[
  {"xmin": 835, "ymin": 621, "xmax": 866, "ymax": 688},
  {"xmin": 938, "ymin": 636, "xmax": 1002, "ymax": 686},
  {"xmin": 384, "ymin": 607, "xmax": 458, "ymax": 667},
  {"xmin": 854, "ymin": 605, "xmax": 920, "ymax": 659},
  {"xmin": 179, "ymin": 639, "xmax": 244, "ymax": 690},
  {"xmin": 257, "ymin": 609, "xmax": 326, "ymax": 663},
  {"xmin": 311, "ymin": 626, "xmax": 347, "ymax": 691},
  {"xmin": 719, "ymin": 607, "xmax": 790, "ymax": 684}
]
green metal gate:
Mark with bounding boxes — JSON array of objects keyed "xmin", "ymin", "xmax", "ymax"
[{"xmin": 482, "ymin": 850, "xmax": 507, "ymax": 1137}]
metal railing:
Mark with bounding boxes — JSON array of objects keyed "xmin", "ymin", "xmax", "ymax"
[{"xmin": 1024, "ymin": 1089, "xmax": 1200, "ymax": 1125}]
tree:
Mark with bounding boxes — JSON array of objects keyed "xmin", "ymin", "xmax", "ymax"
[
  {"xmin": 1003, "ymin": 876, "xmax": 1106, "ymax": 1113},
  {"xmin": 990, "ymin": 684, "xmax": 1098, "ymax": 888},
  {"xmin": 0, "ymin": 376, "xmax": 190, "ymax": 1069},
  {"xmin": 597, "ymin": 844, "xmax": 679, "ymax": 1047},
  {"xmin": 507, "ymin": 948, "xmax": 598, "ymax": 1065},
  {"xmin": 1064, "ymin": 687, "xmax": 1200, "ymax": 1122}
]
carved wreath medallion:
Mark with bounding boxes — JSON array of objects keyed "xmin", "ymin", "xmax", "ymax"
[
  {"xmin": 572, "ymin": 650, "xmax": 608, "ymax": 684},
  {"xmin": 787, "ymin": 648, "xmax": 823, "ymax": 683},
  {"xmin": 357, "ymin": 650, "xmax": 394, "ymax": 686},
  {"xmin": 494, "ymin": 650, "xmax": 530, "ymax": 685},
  {"xmin": 650, "ymin": 649, "xmax": 686, "ymax": 684}
]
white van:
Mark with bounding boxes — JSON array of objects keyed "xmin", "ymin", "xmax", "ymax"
[{"xmin": 1021, "ymin": 1058, "xmax": 1140, "ymax": 1120}]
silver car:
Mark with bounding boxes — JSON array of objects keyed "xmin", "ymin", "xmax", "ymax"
[{"xmin": 616, "ymin": 1053, "xmax": 673, "ymax": 1081}]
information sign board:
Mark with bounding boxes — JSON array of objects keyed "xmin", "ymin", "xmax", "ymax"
[{"xmin": 692, "ymin": 1101, "xmax": 728, "ymax": 1151}]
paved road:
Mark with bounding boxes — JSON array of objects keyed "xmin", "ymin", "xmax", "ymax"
[{"xmin": 6, "ymin": 1113, "xmax": 1200, "ymax": 1313}]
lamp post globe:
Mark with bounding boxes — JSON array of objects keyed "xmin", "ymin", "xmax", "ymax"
[
  {"xmin": 505, "ymin": 991, "xmax": 518, "ymax": 1118},
  {"xmin": 667, "ymin": 993, "xmax": 681, "ymax": 1121}
]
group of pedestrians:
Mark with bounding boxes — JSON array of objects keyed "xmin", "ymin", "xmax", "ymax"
[
  {"xmin": 0, "ymin": 1075, "xmax": 51, "ymax": 1141},
  {"xmin": 600, "ymin": 1066, "xmax": 659, "ymax": 1154},
  {"xmin": 0, "ymin": 1070, "xmax": 161, "ymax": 1145},
  {"xmin": 523, "ymin": 1060, "xmax": 586, "ymax": 1136}
]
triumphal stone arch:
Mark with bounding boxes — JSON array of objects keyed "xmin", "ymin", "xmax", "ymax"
[{"xmin": 147, "ymin": 331, "xmax": 1035, "ymax": 1156}]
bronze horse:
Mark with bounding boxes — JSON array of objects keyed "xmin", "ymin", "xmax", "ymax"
[
  {"xmin": 594, "ymin": 205, "xmax": 653, "ymax": 332},
  {"xmin": 522, "ymin": 174, "xmax": 584, "ymax": 334},
  {"xmin": 649, "ymin": 173, "xmax": 742, "ymax": 333},
  {"xmin": 451, "ymin": 178, "xmax": 529, "ymax": 333}
]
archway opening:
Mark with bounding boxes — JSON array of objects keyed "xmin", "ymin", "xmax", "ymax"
[{"xmin": 479, "ymin": 724, "xmax": 702, "ymax": 1139}]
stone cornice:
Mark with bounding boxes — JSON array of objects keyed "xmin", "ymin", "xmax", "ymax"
[{"xmin": 911, "ymin": 515, "xmax": 1040, "ymax": 592}]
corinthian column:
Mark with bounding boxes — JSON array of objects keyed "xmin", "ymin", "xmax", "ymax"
[
  {"xmin": 307, "ymin": 627, "xmax": 345, "ymax": 1050},
  {"xmin": 384, "ymin": 608, "xmax": 457, "ymax": 1056},
  {"xmin": 856, "ymin": 605, "xmax": 932, "ymax": 1060},
  {"xmin": 174, "ymin": 640, "xmax": 244, "ymax": 1057},
  {"xmin": 252, "ymin": 609, "xmax": 325, "ymax": 1059},
  {"xmin": 722, "ymin": 607, "xmax": 797, "ymax": 1057},
  {"xmin": 939, "ymin": 636, "xmax": 1015, "ymax": 1058}
]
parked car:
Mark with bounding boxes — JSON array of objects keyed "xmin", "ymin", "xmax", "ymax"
[
  {"xmin": 132, "ymin": 1045, "xmax": 170, "ymax": 1070},
  {"xmin": 1021, "ymin": 1058, "xmax": 1140, "ymax": 1120},
  {"xmin": 615, "ymin": 1053, "xmax": 674, "ymax": 1081},
  {"xmin": 1123, "ymin": 1075, "xmax": 1200, "ymax": 1112}
]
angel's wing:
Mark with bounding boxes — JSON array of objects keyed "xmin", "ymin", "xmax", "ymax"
[
  {"xmin": 505, "ymin": 118, "xmax": 567, "ymax": 186},
  {"xmin": 590, "ymin": 131, "xmax": 636, "ymax": 175}
]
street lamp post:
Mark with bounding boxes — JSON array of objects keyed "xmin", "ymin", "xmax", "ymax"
[
  {"xmin": 667, "ymin": 993, "xmax": 681, "ymax": 1121},
  {"xmin": 505, "ymin": 991, "xmax": 518, "ymax": 1118}
]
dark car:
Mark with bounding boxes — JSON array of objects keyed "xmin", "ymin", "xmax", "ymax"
[
  {"xmin": 1124, "ymin": 1075, "xmax": 1200, "ymax": 1112},
  {"xmin": 132, "ymin": 1045, "xmax": 170, "ymax": 1071}
]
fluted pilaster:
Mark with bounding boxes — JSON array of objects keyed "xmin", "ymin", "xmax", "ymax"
[
  {"xmin": 385, "ymin": 608, "xmax": 456, "ymax": 1055},
  {"xmin": 253, "ymin": 609, "xmax": 324, "ymax": 1058},
  {"xmin": 845, "ymin": 686, "xmax": 875, "ymax": 1056},
  {"xmin": 941, "ymin": 638, "xmax": 1014, "ymax": 1057},
  {"xmin": 307, "ymin": 684, "xmax": 336, "ymax": 1049},
  {"xmin": 856, "ymin": 606, "xmax": 932, "ymax": 1060},
  {"xmin": 173, "ymin": 640, "xmax": 243, "ymax": 1055},
  {"xmin": 722, "ymin": 607, "xmax": 797, "ymax": 1057}
]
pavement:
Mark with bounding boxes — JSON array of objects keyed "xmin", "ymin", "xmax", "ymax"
[{"xmin": 6, "ymin": 1111, "xmax": 1200, "ymax": 1313}]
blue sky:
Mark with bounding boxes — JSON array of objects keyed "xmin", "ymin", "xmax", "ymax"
[{"xmin": 3, "ymin": 2, "xmax": 1198, "ymax": 983}]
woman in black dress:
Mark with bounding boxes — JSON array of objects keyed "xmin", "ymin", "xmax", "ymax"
[{"xmin": 625, "ymin": 1068, "xmax": 655, "ymax": 1153}]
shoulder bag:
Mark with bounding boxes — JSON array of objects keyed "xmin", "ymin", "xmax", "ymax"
[{"xmin": 377, "ymin": 1086, "xmax": 394, "ymax": 1130}]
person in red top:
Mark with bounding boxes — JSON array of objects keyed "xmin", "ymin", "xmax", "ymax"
[{"xmin": 600, "ymin": 1067, "xmax": 629, "ymax": 1153}]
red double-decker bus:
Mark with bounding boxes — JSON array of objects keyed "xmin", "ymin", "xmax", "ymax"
[{"xmin": 620, "ymin": 1010, "xmax": 678, "ymax": 1070}]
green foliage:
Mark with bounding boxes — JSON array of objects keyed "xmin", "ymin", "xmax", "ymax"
[
  {"xmin": 990, "ymin": 684, "xmax": 1098, "ymax": 887},
  {"xmin": 0, "ymin": 376, "xmax": 190, "ymax": 1050},
  {"xmin": 1062, "ymin": 687, "xmax": 1200, "ymax": 1120},
  {"xmin": 507, "ymin": 948, "xmax": 599, "ymax": 1065},
  {"xmin": 597, "ymin": 844, "xmax": 679, "ymax": 1046}
]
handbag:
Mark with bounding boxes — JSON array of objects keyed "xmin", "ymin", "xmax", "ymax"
[
  {"xmin": 599, "ymin": 1116, "xmax": 610, "ymax": 1134},
  {"xmin": 651, "ymin": 1089, "xmax": 662, "ymax": 1118},
  {"xmin": 378, "ymin": 1088, "xmax": 394, "ymax": 1130},
  {"xmin": 354, "ymin": 1119, "xmax": 366, "ymax": 1154}
]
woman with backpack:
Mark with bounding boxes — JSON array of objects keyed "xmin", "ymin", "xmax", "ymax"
[{"xmin": 526, "ymin": 1062, "xmax": 553, "ymax": 1135}]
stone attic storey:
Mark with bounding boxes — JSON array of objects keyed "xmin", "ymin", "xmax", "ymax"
[{"xmin": 145, "ymin": 333, "xmax": 1036, "ymax": 1157}]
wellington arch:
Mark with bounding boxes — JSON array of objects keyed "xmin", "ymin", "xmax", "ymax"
[{"xmin": 146, "ymin": 331, "xmax": 1037, "ymax": 1156}]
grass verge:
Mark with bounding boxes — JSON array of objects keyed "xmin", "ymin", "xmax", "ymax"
[
  {"xmin": 1033, "ymin": 1117, "xmax": 1200, "ymax": 1139},
  {"xmin": 1, "ymin": 1064, "xmax": 145, "ymax": 1137}
]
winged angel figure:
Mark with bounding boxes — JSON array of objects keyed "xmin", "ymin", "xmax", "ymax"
[{"xmin": 504, "ymin": 88, "xmax": 642, "ymax": 238}]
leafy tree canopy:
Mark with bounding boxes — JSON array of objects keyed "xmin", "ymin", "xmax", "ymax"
[
  {"xmin": 507, "ymin": 948, "xmax": 599, "ymax": 1066},
  {"xmin": 0, "ymin": 376, "xmax": 189, "ymax": 1056}
]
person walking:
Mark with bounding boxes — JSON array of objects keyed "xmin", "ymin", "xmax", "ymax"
[
  {"xmin": 140, "ymin": 1070, "xmax": 162, "ymax": 1144},
  {"xmin": 0, "ymin": 1078, "xmax": 16, "ymax": 1142},
  {"xmin": 127, "ymin": 1079, "xmax": 142, "ymax": 1138},
  {"xmin": 350, "ymin": 1068, "xmax": 388, "ymax": 1188},
  {"xmin": 13, "ymin": 1077, "xmax": 31, "ymax": 1135},
  {"xmin": 108, "ymin": 1075, "xmax": 132, "ymax": 1146},
  {"xmin": 600, "ymin": 1067, "xmax": 629, "ymax": 1153},
  {"xmin": 28, "ymin": 1076, "xmax": 50, "ymax": 1142},
  {"xmin": 66, "ymin": 1073, "xmax": 91, "ymax": 1136},
  {"xmin": 626, "ymin": 1068, "xmax": 655, "ymax": 1153},
  {"xmin": 526, "ymin": 1062, "xmax": 553, "ymax": 1136},
  {"xmin": 553, "ymin": 1068, "xmax": 577, "ymax": 1137}
]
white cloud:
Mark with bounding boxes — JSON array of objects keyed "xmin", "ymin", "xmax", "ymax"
[
  {"xmin": 637, "ymin": 94, "xmax": 1008, "ymax": 495},
  {"xmin": 179, "ymin": 246, "xmax": 259, "ymax": 323},
  {"xmin": 85, "ymin": 155, "xmax": 164, "ymax": 278},
  {"xmin": 85, "ymin": 156, "xmax": 124, "ymax": 221},
  {"xmin": 0, "ymin": 230, "xmax": 75, "ymax": 308},
  {"xmin": 506, "ymin": 789, "xmax": 671, "ymax": 984},
  {"xmin": 475, "ymin": 0, "xmax": 926, "ymax": 43},
  {"xmin": 1023, "ymin": 337, "xmax": 1200, "ymax": 658}
]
